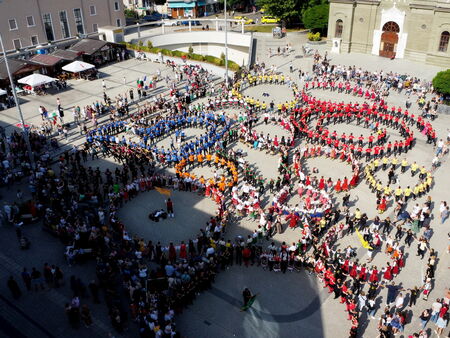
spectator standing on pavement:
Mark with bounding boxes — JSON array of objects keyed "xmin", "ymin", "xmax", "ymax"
[
  {"xmin": 21, "ymin": 268, "xmax": 31, "ymax": 291},
  {"xmin": 430, "ymin": 298, "xmax": 443, "ymax": 323},
  {"xmin": 7, "ymin": 276, "xmax": 22, "ymax": 299},
  {"xmin": 81, "ymin": 305, "xmax": 93, "ymax": 328}
]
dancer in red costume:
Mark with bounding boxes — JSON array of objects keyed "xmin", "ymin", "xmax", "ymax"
[
  {"xmin": 334, "ymin": 179, "xmax": 342, "ymax": 192},
  {"xmin": 342, "ymin": 177, "xmax": 349, "ymax": 191}
]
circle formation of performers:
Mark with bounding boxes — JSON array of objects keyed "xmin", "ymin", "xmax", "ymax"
[
  {"xmin": 291, "ymin": 89, "xmax": 437, "ymax": 159},
  {"xmin": 293, "ymin": 143, "xmax": 361, "ymax": 193},
  {"xmin": 232, "ymin": 72, "xmax": 300, "ymax": 112},
  {"xmin": 363, "ymin": 157, "xmax": 433, "ymax": 214},
  {"xmin": 174, "ymin": 153, "xmax": 239, "ymax": 192},
  {"xmin": 86, "ymin": 109, "xmax": 234, "ymax": 166}
]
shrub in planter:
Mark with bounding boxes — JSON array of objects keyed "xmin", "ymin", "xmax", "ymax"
[
  {"xmin": 307, "ymin": 32, "xmax": 321, "ymax": 41},
  {"xmin": 147, "ymin": 41, "xmax": 153, "ymax": 49},
  {"xmin": 189, "ymin": 53, "xmax": 205, "ymax": 61},
  {"xmin": 172, "ymin": 50, "xmax": 183, "ymax": 57}
]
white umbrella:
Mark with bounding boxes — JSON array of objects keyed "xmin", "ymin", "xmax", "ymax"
[
  {"xmin": 0, "ymin": 89, "xmax": 6, "ymax": 96},
  {"xmin": 18, "ymin": 73, "xmax": 56, "ymax": 87},
  {"xmin": 62, "ymin": 60, "xmax": 95, "ymax": 73}
]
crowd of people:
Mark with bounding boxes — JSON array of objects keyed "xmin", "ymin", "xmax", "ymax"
[{"xmin": 1, "ymin": 50, "xmax": 448, "ymax": 338}]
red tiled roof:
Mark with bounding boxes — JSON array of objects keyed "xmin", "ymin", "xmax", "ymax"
[{"xmin": 29, "ymin": 54, "xmax": 62, "ymax": 66}]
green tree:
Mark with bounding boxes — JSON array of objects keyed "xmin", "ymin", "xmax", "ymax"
[
  {"xmin": 257, "ymin": 0, "xmax": 303, "ymax": 26},
  {"xmin": 124, "ymin": 9, "xmax": 139, "ymax": 19},
  {"xmin": 302, "ymin": 3, "xmax": 329, "ymax": 33},
  {"xmin": 432, "ymin": 69, "xmax": 450, "ymax": 95}
]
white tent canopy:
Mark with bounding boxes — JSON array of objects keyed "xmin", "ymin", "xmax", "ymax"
[
  {"xmin": 18, "ymin": 73, "xmax": 56, "ymax": 87},
  {"xmin": 62, "ymin": 60, "xmax": 95, "ymax": 73},
  {"xmin": 0, "ymin": 89, "xmax": 7, "ymax": 96}
]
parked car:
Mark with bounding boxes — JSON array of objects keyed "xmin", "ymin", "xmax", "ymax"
[
  {"xmin": 180, "ymin": 20, "xmax": 202, "ymax": 26},
  {"xmin": 261, "ymin": 16, "xmax": 280, "ymax": 24},
  {"xmin": 143, "ymin": 13, "xmax": 162, "ymax": 22},
  {"xmin": 162, "ymin": 19, "xmax": 178, "ymax": 26}
]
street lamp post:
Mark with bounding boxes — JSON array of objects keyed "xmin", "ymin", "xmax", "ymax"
[
  {"xmin": 0, "ymin": 33, "xmax": 35, "ymax": 169},
  {"xmin": 224, "ymin": 0, "xmax": 229, "ymax": 87}
]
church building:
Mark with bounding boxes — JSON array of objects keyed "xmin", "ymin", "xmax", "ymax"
[{"xmin": 327, "ymin": 0, "xmax": 450, "ymax": 67}]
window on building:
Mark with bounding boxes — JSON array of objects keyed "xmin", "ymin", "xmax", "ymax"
[
  {"xmin": 31, "ymin": 35, "xmax": 38, "ymax": 46},
  {"xmin": 27, "ymin": 16, "xmax": 35, "ymax": 27},
  {"xmin": 90, "ymin": 5, "xmax": 97, "ymax": 16},
  {"xmin": 382, "ymin": 21, "xmax": 400, "ymax": 33},
  {"xmin": 12, "ymin": 39, "xmax": 21, "ymax": 49},
  {"xmin": 114, "ymin": 1, "xmax": 120, "ymax": 11},
  {"xmin": 93, "ymin": 23, "xmax": 98, "ymax": 32},
  {"xmin": 59, "ymin": 11, "xmax": 71, "ymax": 38},
  {"xmin": 9, "ymin": 18, "xmax": 18, "ymax": 30},
  {"xmin": 42, "ymin": 13, "xmax": 55, "ymax": 41},
  {"xmin": 73, "ymin": 8, "xmax": 84, "ymax": 35},
  {"xmin": 116, "ymin": 18, "xmax": 121, "ymax": 27},
  {"xmin": 335, "ymin": 19, "xmax": 343, "ymax": 38},
  {"xmin": 439, "ymin": 31, "xmax": 449, "ymax": 52}
]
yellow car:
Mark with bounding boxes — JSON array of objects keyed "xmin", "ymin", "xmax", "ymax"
[
  {"xmin": 261, "ymin": 16, "xmax": 280, "ymax": 24},
  {"xmin": 243, "ymin": 17, "xmax": 254, "ymax": 24},
  {"xmin": 234, "ymin": 15, "xmax": 244, "ymax": 20}
]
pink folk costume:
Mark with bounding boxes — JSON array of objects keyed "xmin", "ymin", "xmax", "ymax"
[{"xmin": 297, "ymin": 184, "xmax": 305, "ymax": 197}]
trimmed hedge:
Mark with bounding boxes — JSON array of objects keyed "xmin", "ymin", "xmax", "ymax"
[{"xmin": 123, "ymin": 41, "xmax": 241, "ymax": 71}]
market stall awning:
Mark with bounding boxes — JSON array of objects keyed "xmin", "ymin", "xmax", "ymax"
[
  {"xmin": 168, "ymin": 1, "xmax": 197, "ymax": 7},
  {"xmin": 29, "ymin": 54, "xmax": 63, "ymax": 67},
  {"xmin": 62, "ymin": 60, "xmax": 95, "ymax": 73},
  {"xmin": 18, "ymin": 73, "xmax": 56, "ymax": 87}
]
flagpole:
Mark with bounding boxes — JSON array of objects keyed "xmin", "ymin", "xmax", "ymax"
[{"xmin": 0, "ymin": 30, "xmax": 35, "ymax": 169}]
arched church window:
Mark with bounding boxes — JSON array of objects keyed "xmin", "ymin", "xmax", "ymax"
[
  {"xmin": 382, "ymin": 21, "xmax": 400, "ymax": 33},
  {"xmin": 335, "ymin": 19, "xmax": 343, "ymax": 38},
  {"xmin": 439, "ymin": 31, "xmax": 449, "ymax": 52}
]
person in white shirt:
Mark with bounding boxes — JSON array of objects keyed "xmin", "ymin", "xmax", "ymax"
[{"xmin": 395, "ymin": 293, "xmax": 404, "ymax": 311}]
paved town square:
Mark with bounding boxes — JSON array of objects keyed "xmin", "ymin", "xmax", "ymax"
[{"xmin": 0, "ymin": 4, "xmax": 450, "ymax": 338}]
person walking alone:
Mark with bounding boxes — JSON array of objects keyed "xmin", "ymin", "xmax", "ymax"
[{"xmin": 166, "ymin": 198, "xmax": 174, "ymax": 218}]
